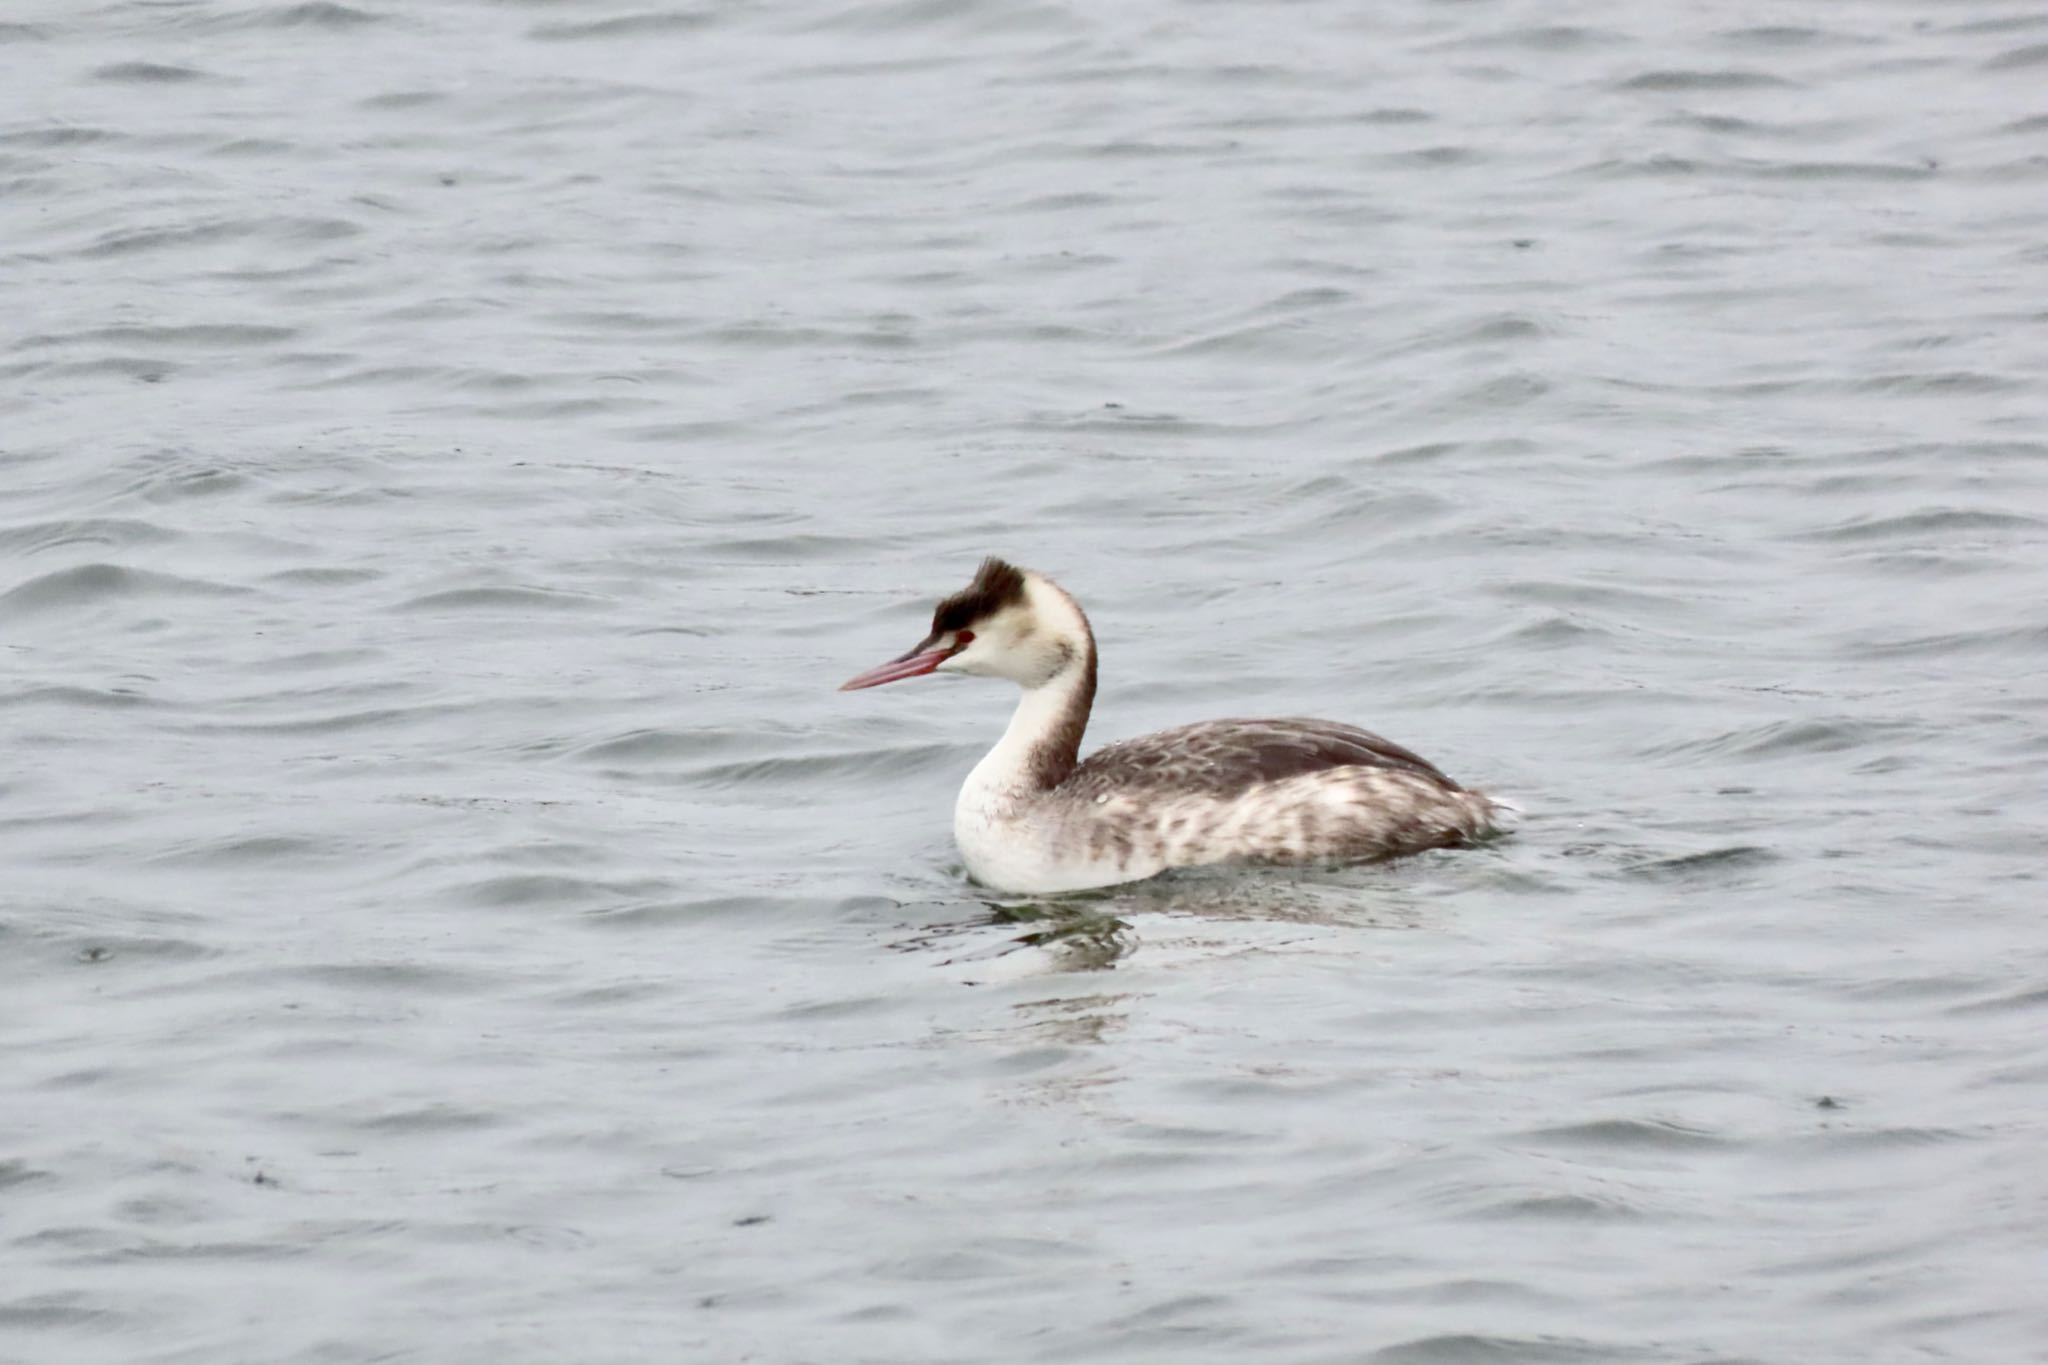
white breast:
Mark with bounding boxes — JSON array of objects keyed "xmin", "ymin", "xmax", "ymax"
[{"xmin": 954, "ymin": 760, "xmax": 1172, "ymax": 895}]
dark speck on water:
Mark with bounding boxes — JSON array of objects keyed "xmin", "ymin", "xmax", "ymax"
[{"xmin": 1, "ymin": 1, "xmax": 2044, "ymax": 1363}]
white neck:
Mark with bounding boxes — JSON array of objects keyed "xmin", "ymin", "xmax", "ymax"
[
  {"xmin": 979, "ymin": 670, "xmax": 1090, "ymax": 790},
  {"xmin": 953, "ymin": 573, "xmax": 1099, "ymax": 837}
]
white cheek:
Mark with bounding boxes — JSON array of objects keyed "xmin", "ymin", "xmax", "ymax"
[
  {"xmin": 937, "ymin": 643, "xmax": 987, "ymax": 677},
  {"xmin": 945, "ymin": 635, "xmax": 1026, "ymax": 680}
]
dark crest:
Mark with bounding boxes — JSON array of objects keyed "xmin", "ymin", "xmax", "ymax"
[{"xmin": 932, "ymin": 557, "xmax": 1028, "ymax": 634}]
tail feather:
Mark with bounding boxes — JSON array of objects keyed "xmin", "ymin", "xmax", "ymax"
[{"xmin": 1472, "ymin": 790, "xmax": 1522, "ymax": 836}]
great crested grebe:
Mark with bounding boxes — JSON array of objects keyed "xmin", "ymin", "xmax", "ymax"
[{"xmin": 841, "ymin": 558, "xmax": 1511, "ymax": 894}]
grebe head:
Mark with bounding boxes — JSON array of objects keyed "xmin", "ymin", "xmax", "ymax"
[{"xmin": 840, "ymin": 557, "xmax": 1091, "ymax": 692}]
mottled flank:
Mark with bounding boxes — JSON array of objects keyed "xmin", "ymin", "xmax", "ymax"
[{"xmin": 1113, "ymin": 766, "xmax": 1498, "ymax": 870}]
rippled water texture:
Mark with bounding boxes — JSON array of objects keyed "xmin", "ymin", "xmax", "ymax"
[{"xmin": 4, "ymin": 2, "xmax": 2047, "ymax": 1361}]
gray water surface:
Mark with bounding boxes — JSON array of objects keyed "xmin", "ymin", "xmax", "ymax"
[{"xmin": 4, "ymin": 2, "xmax": 2047, "ymax": 1362}]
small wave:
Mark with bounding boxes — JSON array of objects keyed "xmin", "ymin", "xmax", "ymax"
[
  {"xmin": 1285, "ymin": 487, "xmax": 1457, "ymax": 535},
  {"xmin": 0, "ymin": 518, "xmax": 179, "ymax": 554},
  {"xmin": 1496, "ymin": 578, "xmax": 1684, "ymax": 614},
  {"xmin": 350, "ymin": 1104, "xmax": 499, "ymax": 1133},
  {"xmin": 262, "ymin": 566, "xmax": 383, "ymax": 588},
  {"xmin": 0, "ymin": 126, "xmax": 116, "ymax": 148},
  {"xmin": 1643, "ymin": 718, "xmax": 1913, "ymax": 763},
  {"xmin": 206, "ymin": 138, "xmax": 299, "ymax": 159},
  {"xmin": 1985, "ymin": 41, "xmax": 2048, "ymax": 70},
  {"xmin": 1515, "ymin": 1118, "xmax": 1729, "ymax": 1152},
  {"xmin": 283, "ymin": 961, "xmax": 494, "ymax": 995},
  {"xmin": 582, "ymin": 894, "xmax": 869, "ymax": 927},
  {"xmin": 1249, "ymin": 285, "xmax": 1356, "ymax": 315},
  {"xmin": 1382, "ymin": 313, "xmax": 1549, "ymax": 358},
  {"xmin": 1839, "ymin": 972, "xmax": 1992, "ymax": 1004},
  {"xmin": 1368, "ymin": 1332, "xmax": 1633, "ymax": 1363},
  {"xmin": 148, "ymin": 834, "xmax": 330, "ymax": 868},
  {"xmin": 1840, "ymin": 549, "xmax": 2007, "ymax": 579},
  {"xmin": 1385, "ymin": 144, "xmax": 1487, "ymax": 168},
  {"xmin": 1842, "ymin": 623, "xmax": 2048, "ymax": 659},
  {"xmin": 679, "ymin": 744, "xmax": 966, "ymax": 792},
  {"xmin": 1850, "ymin": 368, "xmax": 2019, "ymax": 393},
  {"xmin": 297, "ymin": 363, "xmax": 528, "ymax": 393},
  {"xmin": 1435, "ymin": 372, "xmax": 1551, "ymax": 409},
  {"xmin": 24, "ymin": 322, "xmax": 298, "ymax": 350},
  {"xmin": 0, "ymin": 563, "xmax": 250, "ymax": 615},
  {"xmin": 356, "ymin": 89, "xmax": 442, "ymax": 111},
  {"xmin": 175, "ymin": 702, "xmax": 465, "ymax": 736},
  {"xmin": 694, "ymin": 322, "xmax": 913, "ymax": 351},
  {"xmin": 1007, "ymin": 190, "xmax": 1121, "ymax": 215},
  {"xmin": 0, "ymin": 685, "xmax": 157, "ymax": 711},
  {"xmin": 0, "ymin": 1160, "xmax": 51, "ymax": 1192},
  {"xmin": 35, "ymin": 933, "xmax": 215, "ymax": 967},
  {"xmin": 621, "ymin": 419, "xmax": 749, "ymax": 443},
  {"xmin": 1799, "ymin": 507, "xmax": 2043, "ymax": 543},
  {"xmin": 1466, "ymin": 1192, "xmax": 1649, "ymax": 1223},
  {"xmin": 78, "ymin": 215, "xmax": 361, "ymax": 260},
  {"xmin": 1503, "ymin": 615, "xmax": 1611, "ymax": 648},
  {"xmin": 456, "ymin": 873, "xmax": 673, "ymax": 911},
  {"xmin": 390, "ymin": 585, "xmax": 601, "ymax": 613},
  {"xmin": 1746, "ymin": 160, "xmax": 1937, "ymax": 183},
  {"xmin": 1373, "ymin": 437, "xmax": 1538, "ymax": 466},
  {"xmin": 1011, "ymin": 407, "xmax": 1219, "ymax": 436},
  {"xmin": 530, "ymin": 11, "xmax": 717, "ymax": 41},
  {"xmin": 1786, "ymin": 1125, "xmax": 1976, "ymax": 1153},
  {"xmin": 1624, "ymin": 846, "xmax": 1779, "ymax": 881},
  {"xmin": 1717, "ymin": 25, "xmax": 1866, "ymax": 50},
  {"xmin": 1615, "ymin": 68, "xmax": 1798, "ymax": 91},
  {"xmin": 1436, "ymin": 25, "xmax": 1619, "ymax": 53},
  {"xmin": 211, "ymin": 2, "xmax": 387, "ymax": 30},
  {"xmin": 1576, "ymin": 154, "xmax": 1703, "ymax": 179},
  {"xmin": 0, "ymin": 1295, "xmax": 117, "ymax": 1332},
  {"xmin": 92, "ymin": 61, "xmax": 212, "ymax": 83},
  {"xmin": 1947, "ymin": 983, "xmax": 2048, "ymax": 1017},
  {"xmin": 805, "ymin": 0, "xmax": 1081, "ymax": 36},
  {"xmin": 568, "ymin": 727, "xmax": 776, "ymax": 765},
  {"xmin": 698, "ymin": 532, "xmax": 882, "ymax": 562}
]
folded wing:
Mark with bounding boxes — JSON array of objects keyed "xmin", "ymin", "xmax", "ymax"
[{"xmin": 1065, "ymin": 717, "xmax": 1460, "ymax": 800}]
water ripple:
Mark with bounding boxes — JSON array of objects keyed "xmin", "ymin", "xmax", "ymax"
[
  {"xmin": 91, "ymin": 61, "xmax": 215, "ymax": 84},
  {"xmin": 4, "ymin": 2, "xmax": 2045, "ymax": 1361},
  {"xmin": 0, "ymin": 563, "xmax": 251, "ymax": 614}
]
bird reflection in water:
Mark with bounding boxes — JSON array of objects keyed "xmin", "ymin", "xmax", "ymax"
[
  {"xmin": 984, "ymin": 898, "xmax": 1135, "ymax": 972},
  {"xmin": 891, "ymin": 861, "xmax": 1443, "ymax": 990},
  {"xmin": 889, "ymin": 892, "xmax": 1136, "ymax": 973}
]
